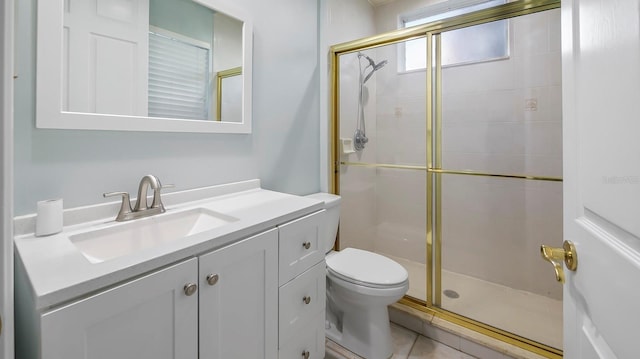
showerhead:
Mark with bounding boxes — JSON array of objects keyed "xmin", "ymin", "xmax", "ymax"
[
  {"xmin": 363, "ymin": 59, "xmax": 388, "ymax": 83},
  {"xmin": 373, "ymin": 59, "xmax": 388, "ymax": 71},
  {"xmin": 358, "ymin": 52, "xmax": 376, "ymax": 68}
]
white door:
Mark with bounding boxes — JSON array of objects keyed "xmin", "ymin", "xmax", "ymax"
[
  {"xmin": 64, "ymin": 0, "xmax": 149, "ymax": 116},
  {"xmin": 41, "ymin": 259, "xmax": 198, "ymax": 359},
  {"xmin": 0, "ymin": 0, "xmax": 13, "ymax": 357},
  {"xmin": 562, "ymin": 0, "xmax": 640, "ymax": 357},
  {"xmin": 198, "ymin": 229, "xmax": 278, "ymax": 359}
]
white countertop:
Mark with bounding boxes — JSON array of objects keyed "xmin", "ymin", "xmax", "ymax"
[{"xmin": 14, "ymin": 180, "xmax": 323, "ymax": 310}]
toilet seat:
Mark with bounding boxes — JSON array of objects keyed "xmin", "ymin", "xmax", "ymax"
[
  {"xmin": 327, "ymin": 268, "xmax": 409, "ymax": 299},
  {"xmin": 326, "ymin": 248, "xmax": 408, "ymax": 288}
]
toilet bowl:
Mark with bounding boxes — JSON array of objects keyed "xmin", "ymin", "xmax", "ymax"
[
  {"xmin": 325, "ymin": 248, "xmax": 409, "ymax": 358},
  {"xmin": 305, "ymin": 193, "xmax": 409, "ymax": 359}
]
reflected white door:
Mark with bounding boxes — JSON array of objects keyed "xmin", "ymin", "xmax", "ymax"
[
  {"xmin": 562, "ymin": 0, "xmax": 640, "ymax": 357},
  {"xmin": 65, "ymin": 0, "xmax": 149, "ymax": 116}
]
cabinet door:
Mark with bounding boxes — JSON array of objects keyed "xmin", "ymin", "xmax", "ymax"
[
  {"xmin": 41, "ymin": 258, "xmax": 198, "ymax": 359},
  {"xmin": 199, "ymin": 229, "xmax": 278, "ymax": 359},
  {"xmin": 278, "ymin": 260, "xmax": 326, "ymax": 348}
]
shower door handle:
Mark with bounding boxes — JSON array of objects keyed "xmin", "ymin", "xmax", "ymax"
[{"xmin": 540, "ymin": 240, "xmax": 578, "ymax": 283}]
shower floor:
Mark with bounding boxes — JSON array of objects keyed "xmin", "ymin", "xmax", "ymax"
[{"xmin": 385, "ymin": 254, "xmax": 563, "ymax": 350}]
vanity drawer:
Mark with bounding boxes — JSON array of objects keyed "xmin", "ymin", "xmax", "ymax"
[
  {"xmin": 278, "ymin": 210, "xmax": 325, "ymax": 285},
  {"xmin": 278, "ymin": 311, "xmax": 325, "ymax": 359},
  {"xmin": 278, "ymin": 260, "xmax": 326, "ymax": 347}
]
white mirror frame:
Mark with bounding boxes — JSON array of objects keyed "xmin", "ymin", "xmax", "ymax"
[{"xmin": 36, "ymin": 0, "xmax": 253, "ymax": 134}]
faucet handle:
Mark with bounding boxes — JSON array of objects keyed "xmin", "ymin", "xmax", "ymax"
[
  {"xmin": 103, "ymin": 191, "xmax": 128, "ymax": 198},
  {"xmin": 161, "ymin": 184, "xmax": 175, "ymax": 190},
  {"xmin": 103, "ymin": 191, "xmax": 133, "ymax": 221}
]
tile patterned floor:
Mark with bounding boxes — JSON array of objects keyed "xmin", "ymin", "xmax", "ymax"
[{"xmin": 325, "ymin": 323, "xmax": 476, "ymax": 359}]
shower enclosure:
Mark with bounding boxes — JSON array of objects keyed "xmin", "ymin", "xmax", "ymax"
[{"xmin": 330, "ymin": 0, "xmax": 562, "ymax": 357}]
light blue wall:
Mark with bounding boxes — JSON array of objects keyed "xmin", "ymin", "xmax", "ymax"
[{"xmin": 14, "ymin": 0, "xmax": 320, "ymax": 215}]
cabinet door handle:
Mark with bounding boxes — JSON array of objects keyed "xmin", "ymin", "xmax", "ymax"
[
  {"xmin": 302, "ymin": 241, "xmax": 311, "ymax": 249},
  {"xmin": 301, "ymin": 350, "xmax": 310, "ymax": 359},
  {"xmin": 206, "ymin": 274, "xmax": 219, "ymax": 286},
  {"xmin": 303, "ymin": 296, "xmax": 311, "ymax": 305},
  {"xmin": 184, "ymin": 283, "xmax": 198, "ymax": 296}
]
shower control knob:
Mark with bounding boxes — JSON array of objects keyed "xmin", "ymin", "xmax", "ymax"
[
  {"xmin": 184, "ymin": 283, "xmax": 198, "ymax": 296},
  {"xmin": 302, "ymin": 350, "xmax": 310, "ymax": 359},
  {"xmin": 303, "ymin": 241, "xmax": 311, "ymax": 249},
  {"xmin": 303, "ymin": 296, "xmax": 311, "ymax": 305}
]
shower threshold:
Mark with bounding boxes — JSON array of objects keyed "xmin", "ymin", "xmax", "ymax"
[{"xmin": 384, "ymin": 254, "xmax": 562, "ymax": 350}]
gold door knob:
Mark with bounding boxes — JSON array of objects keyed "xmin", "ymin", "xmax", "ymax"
[{"xmin": 540, "ymin": 240, "xmax": 578, "ymax": 283}]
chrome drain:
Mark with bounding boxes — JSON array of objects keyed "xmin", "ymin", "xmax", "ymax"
[{"xmin": 443, "ymin": 289, "xmax": 460, "ymax": 299}]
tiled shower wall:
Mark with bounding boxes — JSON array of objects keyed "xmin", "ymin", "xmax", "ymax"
[{"xmin": 339, "ymin": 9, "xmax": 562, "ymax": 300}]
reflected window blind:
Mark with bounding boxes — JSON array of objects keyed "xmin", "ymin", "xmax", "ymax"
[{"xmin": 148, "ymin": 30, "xmax": 210, "ymax": 121}]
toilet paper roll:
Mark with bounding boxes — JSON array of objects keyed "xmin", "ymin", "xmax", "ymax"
[{"xmin": 36, "ymin": 199, "xmax": 63, "ymax": 237}]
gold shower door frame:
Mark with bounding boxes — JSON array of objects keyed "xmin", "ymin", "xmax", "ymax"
[{"xmin": 330, "ymin": 1, "xmax": 562, "ymax": 358}]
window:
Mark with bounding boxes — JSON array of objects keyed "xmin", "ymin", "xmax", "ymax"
[
  {"xmin": 148, "ymin": 27, "xmax": 212, "ymax": 121},
  {"xmin": 400, "ymin": 0, "xmax": 508, "ymax": 71}
]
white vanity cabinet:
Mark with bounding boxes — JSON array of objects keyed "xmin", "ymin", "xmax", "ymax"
[
  {"xmin": 15, "ymin": 190, "xmax": 328, "ymax": 359},
  {"xmin": 37, "ymin": 229, "xmax": 278, "ymax": 359},
  {"xmin": 277, "ymin": 211, "xmax": 326, "ymax": 359},
  {"xmin": 40, "ymin": 258, "xmax": 199, "ymax": 359}
]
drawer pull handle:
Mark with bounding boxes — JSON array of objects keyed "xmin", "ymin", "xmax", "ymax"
[
  {"xmin": 303, "ymin": 296, "xmax": 311, "ymax": 305},
  {"xmin": 184, "ymin": 283, "xmax": 198, "ymax": 296},
  {"xmin": 303, "ymin": 241, "xmax": 311, "ymax": 249},
  {"xmin": 302, "ymin": 350, "xmax": 310, "ymax": 359},
  {"xmin": 206, "ymin": 274, "xmax": 219, "ymax": 286}
]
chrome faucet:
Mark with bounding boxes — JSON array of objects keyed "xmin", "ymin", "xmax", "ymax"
[{"xmin": 103, "ymin": 175, "xmax": 173, "ymax": 222}]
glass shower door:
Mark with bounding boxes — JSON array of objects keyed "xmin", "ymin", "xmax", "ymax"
[
  {"xmin": 432, "ymin": 9, "xmax": 563, "ymax": 350},
  {"xmin": 336, "ymin": 40, "xmax": 428, "ymax": 303}
]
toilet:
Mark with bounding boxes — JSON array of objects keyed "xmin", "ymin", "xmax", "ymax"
[{"xmin": 306, "ymin": 193, "xmax": 409, "ymax": 359}]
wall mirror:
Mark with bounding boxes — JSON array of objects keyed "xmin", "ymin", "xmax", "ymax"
[{"xmin": 37, "ymin": 0, "xmax": 253, "ymax": 133}]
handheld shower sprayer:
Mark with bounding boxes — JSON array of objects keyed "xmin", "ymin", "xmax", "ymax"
[
  {"xmin": 359, "ymin": 52, "xmax": 376, "ymax": 68},
  {"xmin": 354, "ymin": 52, "xmax": 388, "ymax": 151},
  {"xmin": 363, "ymin": 59, "xmax": 388, "ymax": 84},
  {"xmin": 358, "ymin": 53, "xmax": 388, "ymax": 82}
]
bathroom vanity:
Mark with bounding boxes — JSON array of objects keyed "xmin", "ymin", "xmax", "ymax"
[{"xmin": 14, "ymin": 180, "xmax": 326, "ymax": 359}]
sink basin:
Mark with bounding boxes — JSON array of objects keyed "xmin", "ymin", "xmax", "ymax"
[{"xmin": 70, "ymin": 208, "xmax": 238, "ymax": 263}]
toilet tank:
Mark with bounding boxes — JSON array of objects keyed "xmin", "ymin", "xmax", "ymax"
[{"xmin": 305, "ymin": 193, "xmax": 341, "ymax": 254}]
